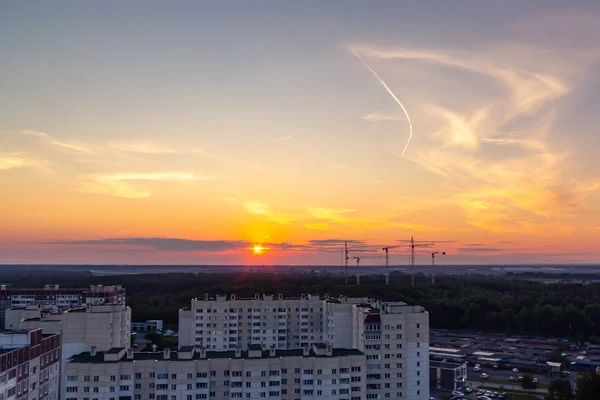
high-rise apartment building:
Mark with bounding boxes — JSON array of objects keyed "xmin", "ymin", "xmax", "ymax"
[
  {"xmin": 352, "ymin": 301, "xmax": 430, "ymax": 400},
  {"xmin": 0, "ymin": 285, "xmax": 126, "ymax": 326},
  {"xmin": 64, "ymin": 344, "xmax": 366, "ymax": 400},
  {"xmin": 178, "ymin": 294, "xmax": 326, "ymax": 350},
  {"xmin": 178, "ymin": 294, "xmax": 429, "ymax": 400},
  {"xmin": 0, "ymin": 328, "xmax": 62, "ymax": 400}
]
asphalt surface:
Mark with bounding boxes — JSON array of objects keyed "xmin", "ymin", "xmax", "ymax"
[{"xmin": 467, "ymin": 365, "xmax": 553, "ymax": 386}]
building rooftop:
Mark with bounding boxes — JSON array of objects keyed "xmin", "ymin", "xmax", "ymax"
[
  {"xmin": 430, "ymin": 360, "xmax": 465, "ymax": 369},
  {"xmin": 69, "ymin": 348, "xmax": 365, "ymax": 364},
  {"xmin": 106, "ymin": 347, "xmax": 125, "ymax": 354}
]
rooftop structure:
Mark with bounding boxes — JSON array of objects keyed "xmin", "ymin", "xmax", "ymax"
[{"xmin": 0, "ymin": 284, "xmax": 126, "ymax": 326}]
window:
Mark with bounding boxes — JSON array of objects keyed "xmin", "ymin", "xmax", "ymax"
[
  {"xmin": 110, "ymin": 376, "xmax": 116, "ymax": 382},
  {"xmin": 67, "ymin": 376, "xmax": 77, "ymax": 382},
  {"xmin": 120, "ymin": 375, "xmax": 131, "ymax": 380}
]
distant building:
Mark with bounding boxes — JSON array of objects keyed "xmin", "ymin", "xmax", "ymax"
[
  {"xmin": 430, "ymin": 360, "xmax": 467, "ymax": 392},
  {"xmin": 131, "ymin": 320, "xmax": 163, "ymax": 332},
  {"xmin": 0, "ymin": 284, "xmax": 126, "ymax": 326},
  {"xmin": 65, "ymin": 344, "xmax": 366, "ymax": 400},
  {"xmin": 0, "ymin": 328, "xmax": 61, "ymax": 400}
]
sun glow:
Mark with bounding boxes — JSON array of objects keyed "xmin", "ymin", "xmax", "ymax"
[{"xmin": 252, "ymin": 244, "xmax": 266, "ymax": 255}]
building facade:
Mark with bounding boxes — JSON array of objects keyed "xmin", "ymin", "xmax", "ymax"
[
  {"xmin": 429, "ymin": 361, "xmax": 467, "ymax": 392},
  {"xmin": 178, "ymin": 294, "xmax": 429, "ymax": 400},
  {"xmin": 352, "ymin": 302, "xmax": 430, "ymax": 400},
  {"xmin": 0, "ymin": 285, "xmax": 126, "ymax": 326},
  {"xmin": 178, "ymin": 294, "xmax": 326, "ymax": 350},
  {"xmin": 16, "ymin": 303, "xmax": 131, "ymax": 399},
  {"xmin": 0, "ymin": 329, "xmax": 61, "ymax": 400},
  {"xmin": 65, "ymin": 344, "xmax": 367, "ymax": 400}
]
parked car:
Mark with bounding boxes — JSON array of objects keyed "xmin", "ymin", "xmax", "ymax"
[
  {"xmin": 477, "ymin": 390, "xmax": 485, "ymax": 396},
  {"xmin": 481, "ymin": 373, "xmax": 489, "ymax": 378},
  {"xmin": 512, "ymin": 368, "xmax": 519, "ymax": 373},
  {"xmin": 509, "ymin": 376, "xmax": 515, "ymax": 381},
  {"xmin": 451, "ymin": 391, "xmax": 464, "ymax": 398},
  {"xmin": 473, "ymin": 366, "xmax": 482, "ymax": 372},
  {"xmin": 532, "ymin": 377, "xmax": 539, "ymax": 383},
  {"xmin": 492, "ymin": 364, "xmax": 498, "ymax": 370},
  {"xmin": 465, "ymin": 387, "xmax": 473, "ymax": 393}
]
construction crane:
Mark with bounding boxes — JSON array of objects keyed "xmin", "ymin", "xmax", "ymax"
[
  {"xmin": 431, "ymin": 251, "xmax": 446, "ymax": 266},
  {"xmin": 381, "ymin": 245, "xmax": 403, "ymax": 268},
  {"xmin": 393, "ymin": 236, "xmax": 441, "ymax": 287},
  {"xmin": 343, "ymin": 241, "xmax": 371, "ymax": 288}
]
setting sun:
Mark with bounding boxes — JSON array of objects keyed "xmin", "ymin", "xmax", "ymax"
[{"xmin": 252, "ymin": 245, "xmax": 265, "ymax": 255}]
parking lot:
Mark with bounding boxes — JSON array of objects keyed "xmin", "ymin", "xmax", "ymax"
[{"xmin": 466, "ymin": 365, "xmax": 552, "ymax": 388}]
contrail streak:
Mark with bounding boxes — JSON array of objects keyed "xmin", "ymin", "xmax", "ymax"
[{"xmin": 351, "ymin": 48, "xmax": 413, "ymax": 156}]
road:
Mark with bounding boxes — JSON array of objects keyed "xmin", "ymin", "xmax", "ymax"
[
  {"xmin": 470, "ymin": 379, "xmax": 547, "ymax": 394},
  {"xmin": 467, "ymin": 365, "xmax": 553, "ymax": 387}
]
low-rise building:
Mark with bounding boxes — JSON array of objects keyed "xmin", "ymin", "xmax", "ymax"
[
  {"xmin": 0, "ymin": 328, "xmax": 62, "ymax": 400},
  {"xmin": 429, "ymin": 361, "xmax": 467, "ymax": 392},
  {"xmin": 131, "ymin": 320, "xmax": 164, "ymax": 332},
  {"xmin": 65, "ymin": 344, "xmax": 366, "ymax": 400}
]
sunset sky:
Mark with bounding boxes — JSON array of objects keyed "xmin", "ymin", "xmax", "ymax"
[{"xmin": 1, "ymin": 1, "xmax": 600, "ymax": 265}]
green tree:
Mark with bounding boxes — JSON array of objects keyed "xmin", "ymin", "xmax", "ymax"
[
  {"xmin": 575, "ymin": 370, "xmax": 600, "ymax": 400},
  {"xmin": 547, "ymin": 378, "xmax": 572, "ymax": 400},
  {"xmin": 522, "ymin": 374, "xmax": 535, "ymax": 390}
]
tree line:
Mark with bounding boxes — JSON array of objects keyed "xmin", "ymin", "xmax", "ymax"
[{"xmin": 7, "ymin": 271, "xmax": 600, "ymax": 340}]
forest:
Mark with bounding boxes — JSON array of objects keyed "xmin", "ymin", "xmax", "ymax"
[{"xmin": 8, "ymin": 271, "xmax": 600, "ymax": 340}]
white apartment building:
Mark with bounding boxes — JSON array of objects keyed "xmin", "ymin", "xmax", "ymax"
[
  {"xmin": 0, "ymin": 328, "xmax": 61, "ymax": 400},
  {"xmin": 178, "ymin": 294, "xmax": 429, "ymax": 400},
  {"xmin": 14, "ymin": 303, "xmax": 131, "ymax": 399},
  {"xmin": 178, "ymin": 294, "xmax": 326, "ymax": 350},
  {"xmin": 322, "ymin": 297, "xmax": 370, "ymax": 349},
  {"xmin": 352, "ymin": 302, "xmax": 430, "ymax": 400},
  {"xmin": 64, "ymin": 344, "xmax": 367, "ymax": 400}
]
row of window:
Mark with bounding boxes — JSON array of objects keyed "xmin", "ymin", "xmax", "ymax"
[
  {"xmin": 67, "ymin": 366, "xmax": 361, "ymax": 383},
  {"xmin": 195, "ymin": 308, "xmax": 317, "ymax": 313}
]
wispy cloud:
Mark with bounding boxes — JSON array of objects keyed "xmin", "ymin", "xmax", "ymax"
[
  {"xmin": 0, "ymin": 152, "xmax": 47, "ymax": 170},
  {"xmin": 306, "ymin": 207, "xmax": 355, "ymax": 222},
  {"xmin": 243, "ymin": 201, "xmax": 297, "ymax": 224},
  {"xmin": 352, "ymin": 43, "xmax": 599, "ymax": 233},
  {"xmin": 41, "ymin": 238, "xmax": 248, "ymax": 252},
  {"xmin": 332, "ymin": 163, "xmax": 383, "ymax": 184},
  {"xmin": 362, "ymin": 112, "xmax": 406, "ymax": 122},
  {"xmin": 278, "ymin": 134, "xmax": 295, "ymax": 141},
  {"xmin": 78, "ymin": 172, "xmax": 214, "ymax": 199},
  {"xmin": 39, "ymin": 236, "xmax": 379, "ymax": 254},
  {"xmin": 109, "ymin": 141, "xmax": 178, "ymax": 154},
  {"xmin": 21, "ymin": 130, "xmax": 96, "ymax": 155}
]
